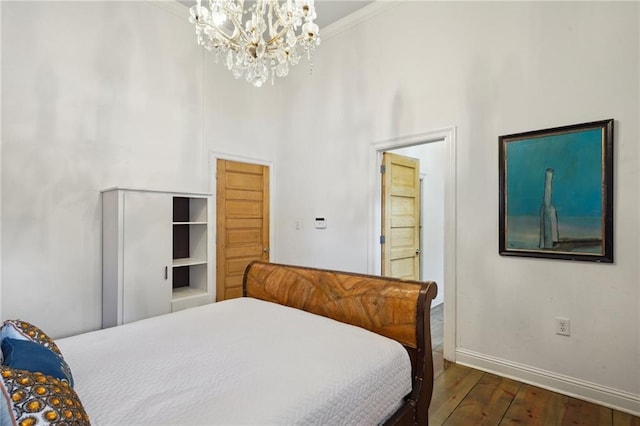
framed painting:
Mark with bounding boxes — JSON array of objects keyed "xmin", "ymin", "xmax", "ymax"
[{"xmin": 499, "ymin": 119, "xmax": 614, "ymax": 263}]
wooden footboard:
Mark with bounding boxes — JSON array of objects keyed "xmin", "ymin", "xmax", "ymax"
[{"xmin": 243, "ymin": 261, "xmax": 438, "ymax": 426}]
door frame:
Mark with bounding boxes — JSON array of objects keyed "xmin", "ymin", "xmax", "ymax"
[
  {"xmin": 208, "ymin": 151, "xmax": 276, "ymax": 301},
  {"xmin": 369, "ymin": 127, "xmax": 457, "ymax": 362}
]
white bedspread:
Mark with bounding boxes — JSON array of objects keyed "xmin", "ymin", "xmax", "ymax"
[{"xmin": 57, "ymin": 298, "xmax": 412, "ymax": 425}]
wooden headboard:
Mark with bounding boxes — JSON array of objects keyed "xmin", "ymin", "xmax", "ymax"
[{"xmin": 243, "ymin": 261, "xmax": 438, "ymax": 425}]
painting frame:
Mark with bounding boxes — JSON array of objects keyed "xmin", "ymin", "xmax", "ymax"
[{"xmin": 499, "ymin": 119, "xmax": 614, "ymax": 263}]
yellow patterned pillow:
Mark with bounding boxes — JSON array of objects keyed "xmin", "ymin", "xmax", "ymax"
[
  {"xmin": 0, "ymin": 367, "xmax": 90, "ymax": 426},
  {"xmin": 0, "ymin": 320, "xmax": 63, "ymax": 358}
]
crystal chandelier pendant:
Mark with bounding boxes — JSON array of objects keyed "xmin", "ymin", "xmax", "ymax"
[{"xmin": 189, "ymin": 0, "xmax": 321, "ymax": 87}]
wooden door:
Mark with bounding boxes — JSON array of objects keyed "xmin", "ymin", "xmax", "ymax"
[
  {"xmin": 216, "ymin": 159, "xmax": 270, "ymax": 301},
  {"xmin": 381, "ymin": 152, "xmax": 421, "ymax": 280}
]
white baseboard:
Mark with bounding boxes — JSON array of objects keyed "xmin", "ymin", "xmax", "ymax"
[{"xmin": 456, "ymin": 348, "xmax": 640, "ymax": 417}]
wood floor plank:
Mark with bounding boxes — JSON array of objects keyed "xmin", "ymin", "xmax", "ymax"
[
  {"xmin": 499, "ymin": 383, "xmax": 568, "ymax": 425},
  {"xmin": 560, "ymin": 397, "xmax": 612, "ymax": 426},
  {"xmin": 429, "ymin": 363, "xmax": 484, "ymax": 425},
  {"xmin": 443, "ymin": 372, "xmax": 521, "ymax": 426},
  {"xmin": 433, "ymin": 350, "xmax": 445, "ymax": 380},
  {"xmin": 430, "ymin": 305, "xmax": 443, "ymax": 353},
  {"xmin": 613, "ymin": 410, "xmax": 640, "ymax": 425},
  {"xmin": 426, "ymin": 309, "xmax": 640, "ymax": 425}
]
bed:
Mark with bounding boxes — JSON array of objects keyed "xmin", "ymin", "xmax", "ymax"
[{"xmin": 1, "ymin": 261, "xmax": 437, "ymax": 425}]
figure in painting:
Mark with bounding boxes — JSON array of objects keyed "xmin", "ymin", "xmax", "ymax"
[{"xmin": 539, "ymin": 168, "xmax": 559, "ymax": 249}]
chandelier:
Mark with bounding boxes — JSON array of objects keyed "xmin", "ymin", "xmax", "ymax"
[{"xmin": 189, "ymin": 0, "xmax": 321, "ymax": 87}]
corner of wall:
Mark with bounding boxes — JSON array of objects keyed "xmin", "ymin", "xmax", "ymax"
[
  {"xmin": 144, "ymin": 0, "xmax": 187, "ymax": 20},
  {"xmin": 0, "ymin": 0, "xmax": 4, "ymax": 321}
]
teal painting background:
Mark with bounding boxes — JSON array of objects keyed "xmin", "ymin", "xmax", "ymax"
[{"xmin": 505, "ymin": 128, "xmax": 603, "ymax": 251}]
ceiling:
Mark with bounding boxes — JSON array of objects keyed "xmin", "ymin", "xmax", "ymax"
[
  {"xmin": 177, "ymin": 1, "xmax": 373, "ymax": 30},
  {"xmin": 313, "ymin": 1, "xmax": 373, "ymax": 29}
]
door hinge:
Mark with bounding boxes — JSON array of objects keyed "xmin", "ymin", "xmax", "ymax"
[
  {"xmin": 380, "ymin": 165, "xmax": 386, "ymax": 174},
  {"xmin": 379, "ymin": 235, "xmax": 385, "ymax": 244}
]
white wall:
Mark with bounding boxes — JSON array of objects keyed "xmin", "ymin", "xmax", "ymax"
[
  {"xmin": 0, "ymin": 1, "xmax": 207, "ymax": 337},
  {"xmin": 0, "ymin": 1, "xmax": 282, "ymax": 338},
  {"xmin": 0, "ymin": 1, "xmax": 4, "ymax": 322},
  {"xmin": 1, "ymin": 0, "xmax": 638, "ymax": 414},
  {"xmin": 274, "ymin": 0, "xmax": 639, "ymax": 411}
]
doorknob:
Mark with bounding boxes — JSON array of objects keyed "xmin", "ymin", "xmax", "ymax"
[
  {"xmin": 263, "ymin": 247, "xmax": 270, "ymax": 254},
  {"xmin": 415, "ymin": 248, "xmax": 421, "ymax": 255}
]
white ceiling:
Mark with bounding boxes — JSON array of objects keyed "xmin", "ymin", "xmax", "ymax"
[
  {"xmin": 313, "ymin": 1, "xmax": 373, "ymax": 29},
  {"xmin": 176, "ymin": 1, "xmax": 373, "ymax": 30}
]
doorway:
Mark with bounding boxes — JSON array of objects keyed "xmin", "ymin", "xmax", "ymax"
[
  {"xmin": 214, "ymin": 158, "xmax": 270, "ymax": 301},
  {"xmin": 370, "ymin": 127, "xmax": 457, "ymax": 362}
]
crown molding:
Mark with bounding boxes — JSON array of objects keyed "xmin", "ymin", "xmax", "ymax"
[
  {"xmin": 146, "ymin": 0, "xmax": 189, "ymax": 20},
  {"xmin": 321, "ymin": 1, "xmax": 404, "ymax": 41}
]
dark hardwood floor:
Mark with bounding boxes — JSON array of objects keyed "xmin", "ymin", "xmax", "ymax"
[{"xmin": 428, "ymin": 304, "xmax": 640, "ymax": 425}]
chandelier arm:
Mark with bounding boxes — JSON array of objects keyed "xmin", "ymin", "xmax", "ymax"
[
  {"xmin": 228, "ymin": 14, "xmax": 252, "ymax": 45},
  {"xmin": 267, "ymin": 2, "xmax": 275, "ymax": 39},
  {"xmin": 211, "ymin": 27, "xmax": 234, "ymax": 45},
  {"xmin": 232, "ymin": 0, "xmax": 246, "ymax": 24},
  {"xmin": 265, "ymin": 27, "xmax": 290, "ymax": 47},
  {"xmin": 272, "ymin": 7, "xmax": 293, "ymax": 32}
]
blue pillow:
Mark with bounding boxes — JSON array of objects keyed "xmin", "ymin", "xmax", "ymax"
[
  {"xmin": 0, "ymin": 320, "xmax": 63, "ymax": 358},
  {"xmin": 1, "ymin": 338, "xmax": 74, "ymax": 386}
]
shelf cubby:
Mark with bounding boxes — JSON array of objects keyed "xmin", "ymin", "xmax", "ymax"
[{"xmin": 172, "ymin": 197, "xmax": 209, "ymax": 299}]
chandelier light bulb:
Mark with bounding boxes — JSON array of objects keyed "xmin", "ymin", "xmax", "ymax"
[{"xmin": 189, "ymin": 0, "xmax": 321, "ymax": 87}]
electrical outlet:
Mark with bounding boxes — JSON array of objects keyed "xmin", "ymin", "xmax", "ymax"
[{"xmin": 556, "ymin": 317, "xmax": 570, "ymax": 336}]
